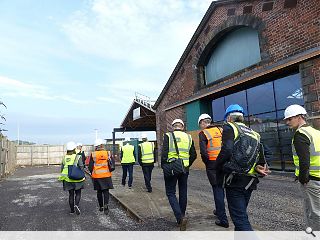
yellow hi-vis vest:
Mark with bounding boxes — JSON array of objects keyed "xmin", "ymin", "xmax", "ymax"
[
  {"xmin": 139, "ymin": 141, "xmax": 154, "ymax": 164},
  {"xmin": 292, "ymin": 126, "xmax": 320, "ymax": 178},
  {"xmin": 166, "ymin": 131, "xmax": 192, "ymax": 167},
  {"xmin": 58, "ymin": 154, "xmax": 84, "ymax": 182},
  {"xmin": 228, "ymin": 122, "xmax": 261, "ymax": 175},
  {"xmin": 121, "ymin": 144, "xmax": 135, "ymax": 164}
]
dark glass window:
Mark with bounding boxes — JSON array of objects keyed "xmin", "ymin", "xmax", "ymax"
[
  {"xmin": 225, "ymin": 90, "xmax": 247, "ymax": 115},
  {"xmin": 247, "ymin": 82, "xmax": 275, "ymax": 115},
  {"xmin": 212, "ymin": 97, "xmax": 225, "ymax": 122},
  {"xmin": 274, "ymin": 73, "xmax": 303, "ymax": 110}
]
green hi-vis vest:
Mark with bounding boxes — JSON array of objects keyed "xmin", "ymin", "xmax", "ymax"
[
  {"xmin": 166, "ymin": 131, "xmax": 192, "ymax": 167},
  {"xmin": 292, "ymin": 126, "xmax": 320, "ymax": 178},
  {"xmin": 139, "ymin": 141, "xmax": 154, "ymax": 164},
  {"xmin": 58, "ymin": 154, "xmax": 84, "ymax": 182},
  {"xmin": 228, "ymin": 122, "xmax": 261, "ymax": 175},
  {"xmin": 121, "ymin": 144, "xmax": 135, "ymax": 164}
]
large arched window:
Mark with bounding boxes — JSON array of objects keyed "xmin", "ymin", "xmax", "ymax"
[{"xmin": 205, "ymin": 27, "xmax": 261, "ymax": 84}]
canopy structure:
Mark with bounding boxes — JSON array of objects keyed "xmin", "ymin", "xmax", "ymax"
[{"xmin": 112, "ymin": 93, "xmax": 156, "ymax": 155}]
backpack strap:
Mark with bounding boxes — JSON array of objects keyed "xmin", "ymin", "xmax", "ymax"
[{"xmin": 171, "ymin": 132, "xmax": 180, "ymax": 158}]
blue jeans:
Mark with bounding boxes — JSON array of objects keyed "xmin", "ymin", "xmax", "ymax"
[
  {"xmin": 122, "ymin": 164, "xmax": 133, "ymax": 187},
  {"xmin": 226, "ymin": 187, "xmax": 253, "ymax": 231},
  {"xmin": 213, "ymin": 185, "xmax": 228, "ymax": 224},
  {"xmin": 142, "ymin": 165, "xmax": 154, "ymax": 191},
  {"xmin": 164, "ymin": 172, "xmax": 189, "ymax": 223}
]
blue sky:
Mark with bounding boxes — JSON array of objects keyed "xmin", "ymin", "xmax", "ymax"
[{"xmin": 0, "ymin": 0, "xmax": 212, "ymax": 144}]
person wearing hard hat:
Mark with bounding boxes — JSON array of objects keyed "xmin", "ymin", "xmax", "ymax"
[
  {"xmin": 198, "ymin": 113, "xmax": 229, "ymax": 228},
  {"xmin": 76, "ymin": 142, "xmax": 86, "ymax": 165},
  {"xmin": 138, "ymin": 133, "xmax": 156, "ymax": 193},
  {"xmin": 161, "ymin": 118, "xmax": 197, "ymax": 231},
  {"xmin": 120, "ymin": 137, "xmax": 136, "ymax": 188},
  {"xmin": 58, "ymin": 141, "xmax": 85, "ymax": 215},
  {"xmin": 284, "ymin": 104, "xmax": 320, "ymax": 231},
  {"xmin": 215, "ymin": 104, "xmax": 270, "ymax": 231},
  {"xmin": 88, "ymin": 138, "xmax": 114, "ymax": 215}
]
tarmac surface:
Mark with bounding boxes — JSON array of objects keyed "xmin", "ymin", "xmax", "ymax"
[{"xmin": 0, "ymin": 165, "xmax": 305, "ymax": 231}]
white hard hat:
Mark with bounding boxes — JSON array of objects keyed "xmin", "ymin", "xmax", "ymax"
[
  {"xmin": 94, "ymin": 138, "xmax": 104, "ymax": 146},
  {"xmin": 284, "ymin": 105, "xmax": 307, "ymax": 120},
  {"xmin": 124, "ymin": 137, "xmax": 130, "ymax": 142},
  {"xmin": 76, "ymin": 142, "xmax": 82, "ymax": 147},
  {"xmin": 172, "ymin": 119, "xmax": 184, "ymax": 126},
  {"xmin": 198, "ymin": 113, "xmax": 212, "ymax": 125},
  {"xmin": 66, "ymin": 141, "xmax": 77, "ymax": 151},
  {"xmin": 141, "ymin": 133, "xmax": 147, "ymax": 139}
]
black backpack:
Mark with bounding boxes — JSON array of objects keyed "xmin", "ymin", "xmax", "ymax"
[{"xmin": 223, "ymin": 123, "xmax": 261, "ymax": 175}]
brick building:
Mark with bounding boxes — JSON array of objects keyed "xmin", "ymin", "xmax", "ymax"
[{"xmin": 153, "ymin": 0, "xmax": 320, "ymax": 171}]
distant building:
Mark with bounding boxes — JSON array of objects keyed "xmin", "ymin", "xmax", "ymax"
[{"xmin": 154, "ymin": 0, "xmax": 320, "ymax": 171}]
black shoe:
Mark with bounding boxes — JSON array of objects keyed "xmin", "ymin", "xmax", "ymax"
[
  {"xmin": 179, "ymin": 217, "xmax": 188, "ymax": 231},
  {"xmin": 215, "ymin": 220, "xmax": 229, "ymax": 228},
  {"xmin": 70, "ymin": 210, "xmax": 75, "ymax": 214},
  {"xmin": 147, "ymin": 189, "xmax": 152, "ymax": 193},
  {"xmin": 213, "ymin": 210, "xmax": 217, "ymax": 216},
  {"xmin": 99, "ymin": 207, "xmax": 104, "ymax": 212},
  {"xmin": 104, "ymin": 205, "xmax": 109, "ymax": 215}
]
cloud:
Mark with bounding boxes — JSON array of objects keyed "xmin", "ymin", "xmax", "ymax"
[
  {"xmin": 62, "ymin": 0, "xmax": 212, "ymax": 68},
  {"xmin": 0, "ymin": 75, "xmax": 89, "ymax": 104}
]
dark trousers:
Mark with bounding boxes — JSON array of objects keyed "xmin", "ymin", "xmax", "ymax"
[
  {"xmin": 212, "ymin": 185, "xmax": 228, "ymax": 224},
  {"xmin": 142, "ymin": 165, "xmax": 154, "ymax": 191},
  {"xmin": 122, "ymin": 164, "xmax": 133, "ymax": 187},
  {"xmin": 226, "ymin": 187, "xmax": 253, "ymax": 231},
  {"xmin": 97, "ymin": 189, "xmax": 109, "ymax": 207},
  {"xmin": 68, "ymin": 189, "xmax": 81, "ymax": 212},
  {"xmin": 164, "ymin": 172, "xmax": 189, "ymax": 223}
]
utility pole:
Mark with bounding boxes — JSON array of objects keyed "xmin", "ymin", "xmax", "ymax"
[{"xmin": 17, "ymin": 122, "xmax": 20, "ymax": 145}]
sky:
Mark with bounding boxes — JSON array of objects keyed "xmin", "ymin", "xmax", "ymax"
[{"xmin": 0, "ymin": 0, "xmax": 213, "ymax": 144}]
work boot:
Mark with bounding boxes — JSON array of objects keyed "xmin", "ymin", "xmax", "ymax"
[
  {"xmin": 215, "ymin": 220, "xmax": 229, "ymax": 228},
  {"xmin": 179, "ymin": 217, "xmax": 187, "ymax": 231},
  {"xmin": 213, "ymin": 209, "xmax": 217, "ymax": 216},
  {"xmin": 104, "ymin": 205, "xmax": 109, "ymax": 215},
  {"xmin": 99, "ymin": 207, "xmax": 104, "ymax": 212}
]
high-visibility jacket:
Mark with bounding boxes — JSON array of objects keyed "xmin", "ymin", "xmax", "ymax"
[
  {"xmin": 202, "ymin": 127, "xmax": 222, "ymax": 161},
  {"xmin": 92, "ymin": 150, "xmax": 112, "ymax": 178},
  {"xmin": 139, "ymin": 141, "xmax": 154, "ymax": 164},
  {"xmin": 228, "ymin": 122, "xmax": 261, "ymax": 175},
  {"xmin": 292, "ymin": 126, "xmax": 320, "ymax": 178},
  {"xmin": 59, "ymin": 154, "xmax": 84, "ymax": 182},
  {"xmin": 166, "ymin": 131, "xmax": 192, "ymax": 167},
  {"xmin": 121, "ymin": 144, "xmax": 135, "ymax": 164}
]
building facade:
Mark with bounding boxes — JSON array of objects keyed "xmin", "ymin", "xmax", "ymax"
[{"xmin": 154, "ymin": 0, "xmax": 320, "ymax": 171}]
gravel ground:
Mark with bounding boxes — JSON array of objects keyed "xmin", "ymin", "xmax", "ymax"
[
  {"xmin": 188, "ymin": 170, "xmax": 304, "ymax": 231},
  {"xmin": 0, "ymin": 166, "xmax": 305, "ymax": 231}
]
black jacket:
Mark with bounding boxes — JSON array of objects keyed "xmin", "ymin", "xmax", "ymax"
[
  {"xmin": 216, "ymin": 122, "xmax": 269, "ymax": 189},
  {"xmin": 161, "ymin": 130, "xmax": 197, "ymax": 169}
]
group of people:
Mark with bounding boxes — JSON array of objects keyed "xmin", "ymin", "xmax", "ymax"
[
  {"xmin": 161, "ymin": 104, "xmax": 319, "ymax": 232},
  {"xmin": 58, "ymin": 139, "xmax": 114, "ymax": 215},
  {"xmin": 58, "ymin": 103, "xmax": 319, "ymax": 232}
]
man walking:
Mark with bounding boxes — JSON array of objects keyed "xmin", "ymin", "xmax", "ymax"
[
  {"xmin": 198, "ymin": 113, "xmax": 229, "ymax": 228},
  {"xmin": 138, "ymin": 133, "xmax": 156, "ymax": 193},
  {"xmin": 120, "ymin": 137, "xmax": 136, "ymax": 188},
  {"xmin": 161, "ymin": 119, "xmax": 197, "ymax": 231},
  {"xmin": 284, "ymin": 104, "xmax": 320, "ymax": 231}
]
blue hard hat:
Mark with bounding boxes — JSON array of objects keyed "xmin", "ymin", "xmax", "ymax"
[{"xmin": 224, "ymin": 104, "xmax": 244, "ymax": 119}]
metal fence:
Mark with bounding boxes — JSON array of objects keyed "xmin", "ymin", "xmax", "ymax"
[
  {"xmin": 0, "ymin": 136, "xmax": 17, "ymax": 179},
  {"xmin": 16, "ymin": 145, "xmax": 94, "ymax": 166}
]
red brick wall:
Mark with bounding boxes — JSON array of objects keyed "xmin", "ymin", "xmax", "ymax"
[{"xmin": 156, "ymin": 0, "xmax": 320, "ymax": 158}]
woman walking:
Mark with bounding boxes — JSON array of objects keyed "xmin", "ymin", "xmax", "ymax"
[
  {"xmin": 89, "ymin": 139, "xmax": 114, "ymax": 214},
  {"xmin": 58, "ymin": 141, "xmax": 85, "ymax": 215}
]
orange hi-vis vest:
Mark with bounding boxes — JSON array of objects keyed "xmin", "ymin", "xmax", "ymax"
[
  {"xmin": 92, "ymin": 150, "xmax": 111, "ymax": 178},
  {"xmin": 202, "ymin": 127, "xmax": 222, "ymax": 161}
]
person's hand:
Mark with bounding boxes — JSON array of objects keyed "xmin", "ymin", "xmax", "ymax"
[{"xmin": 255, "ymin": 164, "xmax": 271, "ymax": 176}]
